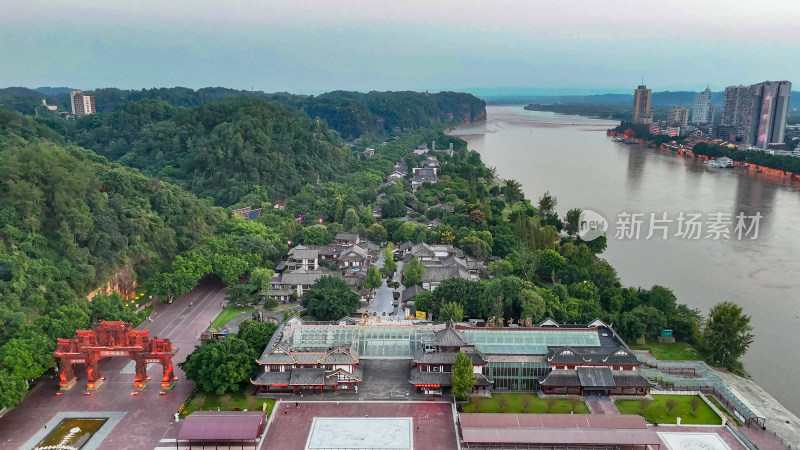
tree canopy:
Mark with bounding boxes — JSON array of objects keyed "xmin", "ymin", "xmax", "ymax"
[
  {"xmin": 181, "ymin": 337, "xmax": 256, "ymax": 395},
  {"xmin": 302, "ymin": 276, "xmax": 361, "ymax": 321}
]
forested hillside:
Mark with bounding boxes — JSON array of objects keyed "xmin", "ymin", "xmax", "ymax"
[
  {"xmin": 0, "ymin": 119, "xmax": 224, "ymax": 342},
  {"xmin": 58, "ymin": 98, "xmax": 349, "ymax": 205},
  {"xmin": 1, "ymin": 87, "xmax": 487, "ymax": 140}
]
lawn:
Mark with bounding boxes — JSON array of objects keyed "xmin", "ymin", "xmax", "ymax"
[
  {"xmin": 706, "ymin": 395, "xmax": 742, "ymax": 426},
  {"xmin": 630, "ymin": 339, "xmax": 701, "ymax": 361},
  {"xmin": 181, "ymin": 388, "xmax": 275, "ymax": 418},
  {"xmin": 210, "ymin": 305, "xmax": 255, "ymax": 328},
  {"xmin": 462, "ymin": 394, "xmax": 590, "ymax": 414},
  {"xmin": 615, "ymin": 394, "xmax": 721, "ymax": 425}
]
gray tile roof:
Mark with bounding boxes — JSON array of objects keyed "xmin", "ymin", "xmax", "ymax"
[
  {"xmin": 274, "ymin": 269, "xmax": 336, "ymax": 286},
  {"xmin": 611, "ymin": 371, "xmax": 655, "ymax": 388},
  {"xmin": 289, "ymin": 248, "xmax": 320, "ymax": 260},
  {"xmin": 289, "ymin": 368, "xmax": 326, "ymax": 385},
  {"xmin": 548, "ymin": 347, "xmax": 590, "ymax": 365},
  {"xmin": 408, "ymin": 368, "xmax": 452, "ymax": 387},
  {"xmin": 540, "ymin": 370, "xmax": 581, "ymax": 387},
  {"xmin": 252, "ymin": 371, "xmax": 292, "ymax": 385},
  {"xmin": 341, "ymin": 245, "xmax": 368, "ymax": 260},
  {"xmin": 577, "ymin": 367, "xmax": 617, "ymax": 388},
  {"xmin": 335, "ymin": 233, "xmax": 359, "ymax": 241},
  {"xmin": 421, "ymin": 266, "xmax": 471, "ymax": 283},
  {"xmin": 435, "ymin": 324, "xmax": 467, "ymax": 347},
  {"xmin": 414, "ymin": 351, "xmax": 486, "ymax": 366},
  {"xmin": 401, "ymin": 285, "xmax": 425, "ymax": 302},
  {"xmin": 258, "ymin": 347, "xmax": 296, "ymax": 364},
  {"xmin": 602, "ymin": 348, "xmax": 641, "ymax": 366}
]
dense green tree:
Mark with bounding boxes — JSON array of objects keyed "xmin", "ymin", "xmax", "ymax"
[
  {"xmin": 503, "ymin": 179, "xmax": 524, "ymax": 205},
  {"xmin": 381, "ymin": 245, "xmax": 397, "ymax": 277},
  {"xmin": 303, "ymin": 276, "xmax": 361, "ymax": 321},
  {"xmin": 536, "ymin": 250, "xmax": 566, "ymax": 280},
  {"xmin": 537, "ymin": 191, "xmax": 557, "ymax": 215},
  {"xmin": 432, "ymin": 278, "xmax": 486, "ymax": 319},
  {"xmin": 365, "ymin": 224, "xmax": 388, "ymax": 243},
  {"xmin": 402, "ymin": 257, "xmax": 424, "ymax": 287},
  {"xmin": 88, "ymin": 293, "xmax": 139, "ymax": 324},
  {"xmin": 181, "ymin": 338, "xmax": 256, "ymax": 395},
  {"xmin": 520, "ymin": 290, "xmax": 546, "ymax": 322},
  {"xmin": 412, "ymin": 291, "xmax": 433, "ymax": 314},
  {"xmin": 237, "ymin": 320, "xmax": 278, "ymax": 354},
  {"xmin": 365, "ymin": 265, "xmax": 382, "ymax": 290},
  {"xmin": 703, "ymin": 301, "xmax": 754, "ymax": 369},
  {"xmin": 343, "ymin": 208, "xmax": 359, "ymax": 232},
  {"xmin": 225, "ymin": 283, "xmax": 259, "ymax": 307},
  {"xmin": 564, "ymin": 208, "xmax": 582, "ymax": 236},
  {"xmin": 248, "ymin": 267, "xmax": 275, "ymax": 291},
  {"xmin": 451, "ymin": 351, "xmax": 476, "ymax": 401},
  {"xmin": 0, "ymin": 370, "xmax": 28, "ymax": 408},
  {"xmin": 440, "ymin": 302, "xmax": 465, "ymax": 322}
]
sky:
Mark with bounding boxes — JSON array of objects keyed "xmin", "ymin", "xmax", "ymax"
[{"xmin": 1, "ymin": 0, "xmax": 799, "ymax": 95}]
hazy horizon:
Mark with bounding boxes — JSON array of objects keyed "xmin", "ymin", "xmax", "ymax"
[{"xmin": 2, "ymin": 1, "xmax": 798, "ymax": 94}]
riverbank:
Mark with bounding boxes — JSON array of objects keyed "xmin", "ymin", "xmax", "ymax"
[{"xmin": 451, "ymin": 105, "xmax": 800, "ymax": 416}]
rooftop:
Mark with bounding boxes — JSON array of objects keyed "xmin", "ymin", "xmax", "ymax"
[{"xmin": 178, "ymin": 411, "xmax": 266, "ymax": 442}]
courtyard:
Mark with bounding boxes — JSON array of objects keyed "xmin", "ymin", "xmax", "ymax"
[{"xmin": 263, "ymin": 401, "xmax": 458, "ymax": 450}]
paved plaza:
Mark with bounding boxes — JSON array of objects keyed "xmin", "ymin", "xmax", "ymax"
[
  {"xmin": 264, "ymin": 401, "xmax": 458, "ymax": 450},
  {"xmin": 0, "ymin": 280, "xmax": 226, "ymax": 450}
]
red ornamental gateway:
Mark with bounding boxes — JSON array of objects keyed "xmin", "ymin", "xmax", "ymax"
[{"xmin": 54, "ymin": 321, "xmax": 178, "ymax": 390}]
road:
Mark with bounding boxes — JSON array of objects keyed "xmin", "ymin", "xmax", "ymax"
[
  {"xmin": 368, "ymin": 254, "xmax": 402, "ymax": 316},
  {"xmin": 1, "ymin": 279, "xmax": 227, "ymax": 450}
]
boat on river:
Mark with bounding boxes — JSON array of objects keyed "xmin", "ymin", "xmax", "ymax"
[{"xmin": 704, "ymin": 157, "xmax": 734, "ymax": 168}]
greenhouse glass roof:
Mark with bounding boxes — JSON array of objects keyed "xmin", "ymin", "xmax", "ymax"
[{"xmin": 461, "ymin": 329, "xmax": 601, "ymax": 355}]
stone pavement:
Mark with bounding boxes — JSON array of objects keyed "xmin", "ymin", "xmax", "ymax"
[
  {"xmin": 263, "ymin": 401, "xmax": 458, "ymax": 450},
  {"xmin": 0, "ymin": 280, "xmax": 227, "ymax": 450},
  {"xmin": 715, "ymin": 369, "xmax": 800, "ymax": 449}
]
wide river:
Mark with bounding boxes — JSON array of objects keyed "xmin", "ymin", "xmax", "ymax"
[{"xmin": 452, "ymin": 105, "xmax": 800, "ymax": 415}]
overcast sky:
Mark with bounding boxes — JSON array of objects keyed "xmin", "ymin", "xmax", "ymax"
[{"xmin": 1, "ymin": 0, "xmax": 798, "ymax": 95}]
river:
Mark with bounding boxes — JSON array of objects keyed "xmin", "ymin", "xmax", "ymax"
[{"xmin": 452, "ymin": 105, "xmax": 800, "ymax": 415}]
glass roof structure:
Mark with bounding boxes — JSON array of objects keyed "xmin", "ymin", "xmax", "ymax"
[
  {"xmin": 461, "ymin": 329, "xmax": 601, "ymax": 355},
  {"xmin": 291, "ymin": 325, "xmax": 438, "ymax": 357}
]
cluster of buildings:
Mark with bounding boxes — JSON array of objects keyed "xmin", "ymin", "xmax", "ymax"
[
  {"xmin": 633, "ymin": 81, "xmax": 794, "ymax": 150},
  {"xmin": 265, "ymin": 233, "xmax": 379, "ymax": 303},
  {"xmin": 251, "ymin": 316, "xmax": 654, "ymax": 398},
  {"xmin": 396, "ymin": 242, "xmax": 482, "ymax": 292}
]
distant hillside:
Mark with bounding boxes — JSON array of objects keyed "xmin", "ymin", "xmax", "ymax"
[
  {"xmin": 34, "ymin": 86, "xmax": 74, "ymax": 96},
  {"xmin": 0, "ymin": 86, "xmax": 486, "ymax": 140},
  {"xmin": 484, "ymin": 89, "xmax": 799, "ymax": 109}
]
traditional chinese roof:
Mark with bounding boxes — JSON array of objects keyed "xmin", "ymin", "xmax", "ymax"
[
  {"xmin": 548, "ymin": 347, "xmax": 590, "ymax": 365},
  {"xmin": 335, "ymin": 233, "xmax": 359, "ymax": 242},
  {"xmin": 289, "ymin": 248, "xmax": 320, "ymax": 260},
  {"xmin": 539, "ymin": 370, "xmax": 581, "ymax": 387},
  {"xmin": 408, "ymin": 368, "xmax": 452, "ymax": 387},
  {"xmin": 259, "ymin": 347, "xmax": 296, "ymax": 364},
  {"xmin": 401, "ymin": 285, "xmax": 425, "ymax": 302},
  {"xmin": 318, "ymin": 347, "xmax": 359, "ymax": 365},
  {"xmin": 602, "ymin": 348, "xmax": 641, "ymax": 366},
  {"xmin": 421, "ymin": 266, "xmax": 471, "ymax": 283},
  {"xmin": 341, "ymin": 245, "xmax": 368, "ymax": 261},
  {"xmin": 289, "ymin": 368, "xmax": 326, "ymax": 386},
  {"xmin": 251, "ymin": 371, "xmax": 292, "ymax": 386},
  {"xmin": 577, "ymin": 367, "xmax": 617, "ymax": 388},
  {"xmin": 325, "ymin": 367, "xmax": 363, "ymax": 382},
  {"xmin": 435, "ymin": 322, "xmax": 467, "ymax": 347},
  {"xmin": 611, "ymin": 371, "xmax": 655, "ymax": 388},
  {"xmin": 414, "ymin": 351, "xmax": 486, "ymax": 366}
]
